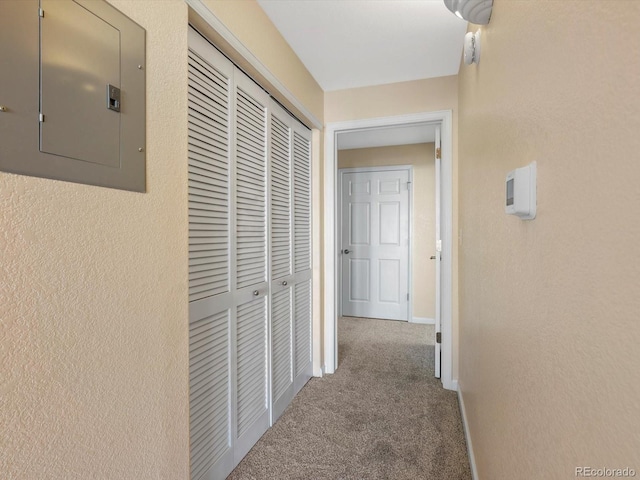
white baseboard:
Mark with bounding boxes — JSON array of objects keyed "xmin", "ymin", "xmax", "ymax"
[
  {"xmin": 457, "ymin": 385, "xmax": 479, "ymax": 480},
  {"xmin": 410, "ymin": 316, "xmax": 435, "ymax": 325},
  {"xmin": 313, "ymin": 365, "xmax": 325, "ymax": 377}
]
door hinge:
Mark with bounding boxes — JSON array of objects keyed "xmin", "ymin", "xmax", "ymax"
[
  {"xmin": 436, "ymin": 332, "xmax": 441, "ymax": 344},
  {"xmin": 39, "ymin": 8, "xmax": 44, "ymax": 17},
  {"xmin": 39, "ymin": 113, "xmax": 45, "ymax": 122},
  {"xmin": 436, "ymin": 147, "xmax": 441, "ymax": 159}
]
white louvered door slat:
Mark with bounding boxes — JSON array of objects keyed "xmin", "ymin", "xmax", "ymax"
[
  {"xmin": 232, "ymin": 71, "xmax": 270, "ymax": 465},
  {"xmin": 269, "ymin": 103, "xmax": 296, "ymax": 422},
  {"xmin": 189, "ymin": 311, "xmax": 230, "ymax": 480},
  {"xmin": 236, "ymin": 297, "xmax": 268, "ymax": 435},
  {"xmin": 293, "ymin": 131, "xmax": 311, "ymax": 274},
  {"xmin": 270, "ymin": 113, "xmax": 292, "ymax": 280},
  {"xmin": 272, "ymin": 289, "xmax": 292, "ymax": 398},
  {"xmin": 270, "ymin": 286, "xmax": 292, "ymax": 421},
  {"xmin": 188, "ymin": 47, "xmax": 230, "ymax": 303},
  {"xmin": 235, "ymin": 84, "xmax": 267, "ymax": 290},
  {"xmin": 188, "ymin": 28, "xmax": 235, "ymax": 480},
  {"xmin": 292, "ymin": 125, "xmax": 313, "ymax": 394},
  {"xmin": 294, "ymin": 280, "xmax": 312, "ymax": 377}
]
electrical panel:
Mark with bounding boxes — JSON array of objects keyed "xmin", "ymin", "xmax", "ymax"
[{"xmin": 0, "ymin": 0, "xmax": 146, "ymax": 192}]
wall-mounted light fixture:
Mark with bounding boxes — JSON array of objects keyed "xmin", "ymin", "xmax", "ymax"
[
  {"xmin": 443, "ymin": 0, "xmax": 493, "ymax": 25},
  {"xmin": 463, "ymin": 30, "xmax": 481, "ymax": 65}
]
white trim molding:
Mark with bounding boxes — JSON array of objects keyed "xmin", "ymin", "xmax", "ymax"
[
  {"xmin": 324, "ymin": 111, "xmax": 456, "ymax": 391},
  {"xmin": 411, "ymin": 317, "xmax": 435, "ymax": 325},
  {"xmin": 457, "ymin": 385, "xmax": 479, "ymax": 480}
]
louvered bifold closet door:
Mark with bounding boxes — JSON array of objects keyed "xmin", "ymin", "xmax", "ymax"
[
  {"xmin": 269, "ymin": 102, "xmax": 295, "ymax": 421},
  {"xmin": 292, "ymin": 125, "xmax": 313, "ymax": 394},
  {"xmin": 232, "ymin": 70, "xmax": 271, "ymax": 464},
  {"xmin": 188, "ymin": 29, "xmax": 235, "ymax": 480},
  {"xmin": 188, "ymin": 25, "xmax": 313, "ymax": 480}
]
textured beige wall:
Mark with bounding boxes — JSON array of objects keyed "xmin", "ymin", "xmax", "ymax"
[
  {"xmin": 325, "ymin": 76, "xmax": 457, "ymax": 124},
  {"xmin": 338, "ymin": 144, "xmax": 436, "ymax": 319},
  {"xmin": 326, "ymin": 77, "xmax": 460, "ymax": 378},
  {"xmin": 0, "ymin": 1, "xmax": 190, "ymax": 478},
  {"xmin": 458, "ymin": 1, "xmax": 640, "ymax": 478}
]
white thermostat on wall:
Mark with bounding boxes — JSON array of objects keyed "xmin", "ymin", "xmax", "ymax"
[{"xmin": 505, "ymin": 161, "xmax": 537, "ymax": 220}]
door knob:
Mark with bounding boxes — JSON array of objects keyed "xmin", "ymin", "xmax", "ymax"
[
  {"xmin": 282, "ymin": 281, "xmax": 288, "ymax": 286},
  {"xmin": 343, "ymin": 249, "xmax": 350, "ymax": 254},
  {"xmin": 253, "ymin": 290, "xmax": 260, "ymax": 296}
]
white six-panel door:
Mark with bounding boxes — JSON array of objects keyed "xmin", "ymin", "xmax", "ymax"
[
  {"xmin": 340, "ymin": 169, "xmax": 410, "ymax": 321},
  {"xmin": 188, "ymin": 27, "xmax": 312, "ymax": 480}
]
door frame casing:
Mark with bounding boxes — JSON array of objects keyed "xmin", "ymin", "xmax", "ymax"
[
  {"xmin": 337, "ymin": 165, "xmax": 413, "ymax": 322},
  {"xmin": 324, "ymin": 111, "xmax": 456, "ymax": 391}
]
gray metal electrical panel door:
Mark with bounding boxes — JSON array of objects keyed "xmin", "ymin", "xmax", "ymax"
[{"xmin": 0, "ymin": 0, "xmax": 146, "ymax": 192}]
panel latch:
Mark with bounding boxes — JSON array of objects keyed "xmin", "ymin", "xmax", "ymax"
[{"xmin": 107, "ymin": 84, "xmax": 121, "ymax": 112}]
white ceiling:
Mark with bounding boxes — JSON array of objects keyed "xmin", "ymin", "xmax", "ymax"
[
  {"xmin": 337, "ymin": 123, "xmax": 436, "ymax": 150},
  {"xmin": 256, "ymin": 0, "xmax": 468, "ymax": 92}
]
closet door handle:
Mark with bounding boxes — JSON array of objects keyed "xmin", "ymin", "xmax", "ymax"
[
  {"xmin": 343, "ymin": 249, "xmax": 350, "ymax": 254},
  {"xmin": 282, "ymin": 281, "xmax": 288, "ymax": 286},
  {"xmin": 253, "ymin": 290, "xmax": 260, "ymax": 296}
]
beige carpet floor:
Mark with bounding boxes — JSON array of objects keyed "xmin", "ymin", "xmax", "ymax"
[{"xmin": 227, "ymin": 316, "xmax": 471, "ymax": 480}]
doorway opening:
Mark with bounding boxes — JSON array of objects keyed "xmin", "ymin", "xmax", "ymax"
[{"xmin": 323, "ymin": 111, "xmax": 455, "ymax": 391}]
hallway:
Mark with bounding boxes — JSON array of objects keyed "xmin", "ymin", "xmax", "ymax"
[{"xmin": 228, "ymin": 317, "xmax": 471, "ymax": 479}]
